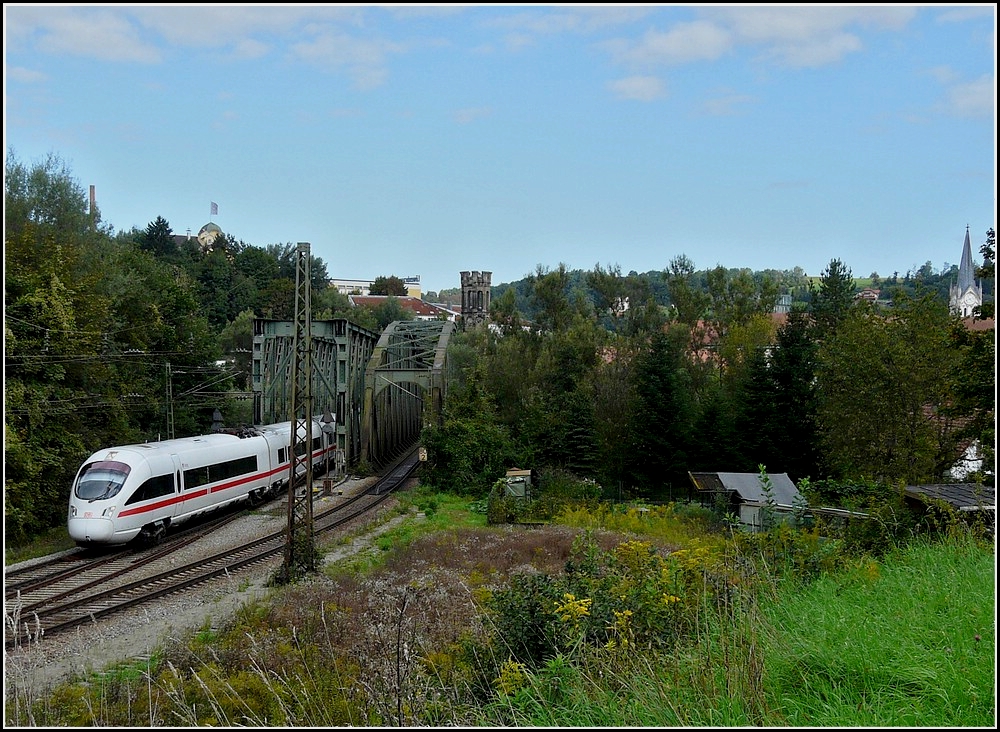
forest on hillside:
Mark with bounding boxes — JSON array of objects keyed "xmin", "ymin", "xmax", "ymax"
[{"xmin": 4, "ymin": 152, "xmax": 996, "ymax": 547}]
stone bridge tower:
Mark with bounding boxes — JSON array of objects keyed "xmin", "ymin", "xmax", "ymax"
[{"xmin": 460, "ymin": 271, "xmax": 492, "ymax": 329}]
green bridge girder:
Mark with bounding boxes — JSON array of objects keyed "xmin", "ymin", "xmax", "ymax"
[
  {"xmin": 253, "ymin": 318, "xmax": 379, "ymax": 468},
  {"xmin": 252, "ymin": 318, "xmax": 454, "ymax": 472},
  {"xmin": 361, "ymin": 319, "xmax": 455, "ymax": 468}
]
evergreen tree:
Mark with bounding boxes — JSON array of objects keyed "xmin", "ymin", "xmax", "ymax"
[
  {"xmin": 630, "ymin": 329, "xmax": 696, "ymax": 495},
  {"xmin": 140, "ymin": 216, "xmax": 178, "ymax": 259},
  {"xmin": 811, "ymin": 258, "xmax": 856, "ymax": 339},
  {"xmin": 768, "ymin": 309, "xmax": 821, "ymax": 481}
]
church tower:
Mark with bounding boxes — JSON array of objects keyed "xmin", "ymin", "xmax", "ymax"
[
  {"xmin": 460, "ymin": 271, "xmax": 492, "ymax": 329},
  {"xmin": 949, "ymin": 226, "xmax": 982, "ymax": 317}
]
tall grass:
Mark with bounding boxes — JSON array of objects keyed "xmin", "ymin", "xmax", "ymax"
[{"xmin": 759, "ymin": 533, "xmax": 995, "ymax": 727}]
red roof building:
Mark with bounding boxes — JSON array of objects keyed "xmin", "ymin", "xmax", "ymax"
[{"xmin": 347, "ymin": 295, "xmax": 459, "ymax": 321}]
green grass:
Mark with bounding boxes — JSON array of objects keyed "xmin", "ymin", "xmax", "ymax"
[
  {"xmin": 321, "ymin": 489, "xmax": 486, "ymax": 577},
  {"xmin": 759, "ymin": 534, "xmax": 995, "ymax": 726},
  {"xmin": 5, "ymin": 526, "xmax": 76, "ymax": 565}
]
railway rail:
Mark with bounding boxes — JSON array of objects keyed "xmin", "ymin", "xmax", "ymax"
[
  {"xmin": 4, "ymin": 510, "xmax": 247, "ymax": 601},
  {"xmin": 4, "ymin": 448, "xmax": 419, "ymax": 650}
]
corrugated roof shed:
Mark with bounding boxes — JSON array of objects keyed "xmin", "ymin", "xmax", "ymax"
[
  {"xmin": 689, "ymin": 471, "xmax": 802, "ymax": 506},
  {"xmin": 904, "ymin": 483, "xmax": 995, "ymax": 512}
]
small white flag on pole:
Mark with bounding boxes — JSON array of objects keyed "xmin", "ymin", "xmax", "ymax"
[{"xmin": 210, "ymin": 201, "xmax": 218, "ymax": 216}]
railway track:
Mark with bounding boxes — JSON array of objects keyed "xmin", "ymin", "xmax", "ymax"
[
  {"xmin": 4, "ymin": 450, "xmax": 419, "ymax": 650},
  {"xmin": 4, "ymin": 510, "xmax": 247, "ymax": 601}
]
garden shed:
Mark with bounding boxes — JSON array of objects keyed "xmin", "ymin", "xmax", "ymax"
[
  {"xmin": 503, "ymin": 468, "xmax": 534, "ymax": 498},
  {"xmin": 688, "ymin": 471, "xmax": 803, "ymax": 532},
  {"xmin": 903, "ymin": 483, "xmax": 995, "ymax": 535}
]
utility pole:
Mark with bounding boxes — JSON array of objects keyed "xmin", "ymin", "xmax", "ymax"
[
  {"xmin": 279, "ymin": 242, "xmax": 318, "ymax": 583},
  {"xmin": 165, "ymin": 362, "xmax": 175, "ymax": 440}
]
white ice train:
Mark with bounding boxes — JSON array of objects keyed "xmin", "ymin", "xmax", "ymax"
[{"xmin": 67, "ymin": 418, "xmax": 333, "ymax": 547}]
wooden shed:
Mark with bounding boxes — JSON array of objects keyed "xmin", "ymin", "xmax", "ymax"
[{"xmin": 503, "ymin": 468, "xmax": 534, "ymax": 498}]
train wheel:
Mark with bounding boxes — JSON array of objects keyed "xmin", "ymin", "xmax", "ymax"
[{"xmin": 138, "ymin": 521, "xmax": 167, "ymax": 547}]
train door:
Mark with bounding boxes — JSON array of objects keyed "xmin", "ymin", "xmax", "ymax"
[{"xmin": 170, "ymin": 454, "xmax": 182, "ymax": 518}]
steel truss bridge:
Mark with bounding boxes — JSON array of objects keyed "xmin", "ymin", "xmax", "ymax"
[
  {"xmin": 361, "ymin": 319, "xmax": 455, "ymax": 467},
  {"xmin": 252, "ymin": 317, "xmax": 455, "ymax": 471}
]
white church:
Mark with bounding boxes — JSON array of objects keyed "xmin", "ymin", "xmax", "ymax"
[{"xmin": 949, "ymin": 226, "xmax": 983, "ymax": 318}]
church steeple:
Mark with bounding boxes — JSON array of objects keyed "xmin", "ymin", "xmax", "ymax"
[
  {"xmin": 957, "ymin": 225, "xmax": 976, "ymax": 292},
  {"xmin": 950, "ymin": 225, "xmax": 982, "ymax": 317}
]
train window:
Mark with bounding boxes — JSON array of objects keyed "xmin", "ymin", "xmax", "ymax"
[
  {"xmin": 125, "ymin": 474, "xmax": 174, "ymax": 505},
  {"xmin": 184, "ymin": 456, "xmax": 259, "ymax": 489},
  {"xmin": 75, "ymin": 460, "xmax": 131, "ymax": 501},
  {"xmin": 278, "ymin": 447, "xmax": 287, "ymax": 463},
  {"xmin": 289, "ymin": 438, "xmax": 321, "ymax": 456},
  {"xmin": 184, "ymin": 466, "xmax": 210, "ymax": 489},
  {"xmin": 208, "ymin": 455, "xmax": 258, "ymax": 482}
]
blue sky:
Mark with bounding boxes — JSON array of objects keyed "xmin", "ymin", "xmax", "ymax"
[{"xmin": 4, "ymin": 4, "xmax": 996, "ymax": 295}]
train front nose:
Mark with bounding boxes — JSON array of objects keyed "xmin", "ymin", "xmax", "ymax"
[{"xmin": 68, "ymin": 517, "xmax": 116, "ymax": 543}]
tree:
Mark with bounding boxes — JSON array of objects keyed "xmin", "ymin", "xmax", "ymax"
[
  {"xmin": 705, "ymin": 266, "xmax": 780, "ymax": 338},
  {"xmin": 973, "ymin": 227, "xmax": 995, "ymax": 319},
  {"xmin": 489, "ymin": 287, "xmax": 524, "ymax": 336},
  {"xmin": 370, "ymin": 275, "xmax": 408, "ymax": 296},
  {"xmin": 733, "ymin": 309, "xmax": 820, "ymax": 481},
  {"xmin": 140, "ymin": 216, "xmax": 177, "ymax": 259},
  {"xmin": 587, "ymin": 341, "xmax": 640, "ymax": 497},
  {"xmin": 420, "ymin": 362, "xmax": 520, "ymax": 496},
  {"xmin": 4, "ymin": 152, "xmax": 219, "ymax": 544},
  {"xmin": 529, "ymin": 263, "xmax": 573, "ymax": 333},
  {"xmin": 814, "ymin": 293, "xmax": 967, "ymax": 484},
  {"xmin": 630, "ymin": 329, "xmax": 697, "ymax": 495},
  {"xmin": 664, "ymin": 255, "xmax": 710, "ymax": 326},
  {"xmin": 371, "ymin": 296, "xmax": 414, "ymax": 330},
  {"xmin": 811, "ymin": 258, "xmax": 856, "ymax": 340}
]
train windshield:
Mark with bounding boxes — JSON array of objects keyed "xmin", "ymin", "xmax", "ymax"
[{"xmin": 75, "ymin": 460, "xmax": 131, "ymax": 501}]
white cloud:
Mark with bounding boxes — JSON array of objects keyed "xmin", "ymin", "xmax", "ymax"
[
  {"xmin": 612, "ymin": 22, "xmax": 733, "ymax": 66},
  {"xmin": 129, "ymin": 6, "xmax": 361, "ymax": 48},
  {"xmin": 487, "ymin": 7, "xmax": 653, "ymax": 36},
  {"xmin": 766, "ymin": 31, "xmax": 864, "ymax": 68},
  {"xmin": 291, "ymin": 31, "xmax": 404, "ymax": 90},
  {"xmin": 945, "ymin": 74, "xmax": 995, "ymax": 118},
  {"xmin": 23, "ymin": 8, "xmax": 162, "ymax": 63},
  {"xmin": 934, "ymin": 7, "xmax": 996, "ymax": 23},
  {"xmin": 702, "ymin": 92, "xmax": 755, "ymax": 116},
  {"xmin": 706, "ymin": 6, "xmax": 915, "ymax": 44},
  {"xmin": 232, "ymin": 38, "xmax": 271, "ymax": 61},
  {"xmin": 6, "ymin": 66, "xmax": 48, "ymax": 84},
  {"xmin": 608, "ymin": 76, "xmax": 666, "ymax": 102},
  {"xmin": 927, "ymin": 65, "xmax": 961, "ymax": 85},
  {"xmin": 602, "ymin": 6, "xmax": 919, "ymax": 72},
  {"xmin": 454, "ymin": 107, "xmax": 493, "ymax": 124}
]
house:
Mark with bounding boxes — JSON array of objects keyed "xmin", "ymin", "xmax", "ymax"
[
  {"xmin": 854, "ymin": 287, "xmax": 880, "ymax": 303},
  {"xmin": 347, "ymin": 294, "xmax": 457, "ymax": 321},
  {"xmin": 331, "ymin": 275, "xmax": 422, "ymax": 298},
  {"xmin": 688, "ymin": 471, "xmax": 803, "ymax": 532}
]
